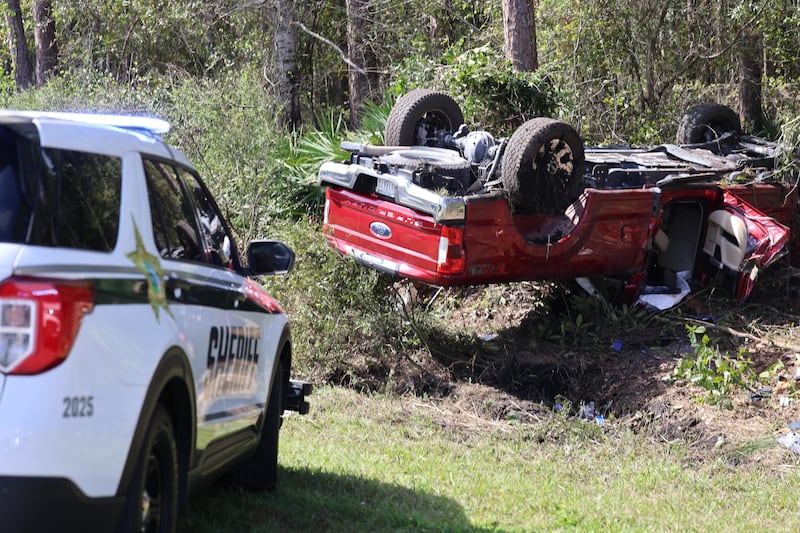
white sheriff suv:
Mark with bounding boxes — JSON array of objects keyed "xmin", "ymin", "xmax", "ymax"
[{"xmin": 0, "ymin": 111, "xmax": 310, "ymax": 532}]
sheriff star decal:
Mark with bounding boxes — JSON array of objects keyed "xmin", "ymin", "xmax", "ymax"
[{"xmin": 127, "ymin": 222, "xmax": 172, "ymax": 321}]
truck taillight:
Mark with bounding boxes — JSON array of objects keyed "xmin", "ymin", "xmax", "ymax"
[
  {"xmin": 437, "ymin": 225, "xmax": 465, "ymax": 274},
  {"xmin": 0, "ymin": 278, "xmax": 94, "ymax": 375}
]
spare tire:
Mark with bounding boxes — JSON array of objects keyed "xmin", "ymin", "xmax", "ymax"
[
  {"xmin": 380, "ymin": 147, "xmax": 469, "ymax": 171},
  {"xmin": 676, "ymin": 103, "xmax": 741, "ymax": 144},
  {"xmin": 385, "ymin": 89, "xmax": 464, "ymax": 147},
  {"xmin": 380, "ymin": 147, "xmax": 472, "ymax": 191},
  {"xmin": 501, "ymin": 118, "xmax": 585, "ymax": 214}
]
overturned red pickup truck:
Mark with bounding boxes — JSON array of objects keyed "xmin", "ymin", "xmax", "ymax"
[{"xmin": 319, "ymin": 89, "xmax": 798, "ymax": 306}]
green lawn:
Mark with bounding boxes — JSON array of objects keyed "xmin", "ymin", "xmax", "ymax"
[{"xmin": 179, "ymin": 387, "xmax": 800, "ymax": 532}]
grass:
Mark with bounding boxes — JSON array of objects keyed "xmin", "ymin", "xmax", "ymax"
[{"xmin": 179, "ymin": 387, "xmax": 800, "ymax": 532}]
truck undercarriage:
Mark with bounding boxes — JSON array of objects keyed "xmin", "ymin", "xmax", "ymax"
[{"xmin": 319, "ymin": 90, "xmax": 797, "ymax": 306}]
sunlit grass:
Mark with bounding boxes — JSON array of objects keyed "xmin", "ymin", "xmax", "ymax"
[{"xmin": 180, "ymin": 387, "xmax": 800, "ymax": 532}]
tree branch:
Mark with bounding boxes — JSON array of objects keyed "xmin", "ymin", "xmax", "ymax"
[
  {"xmin": 290, "ymin": 20, "xmax": 367, "ymax": 75},
  {"xmin": 696, "ymin": 0, "xmax": 770, "ymax": 61}
]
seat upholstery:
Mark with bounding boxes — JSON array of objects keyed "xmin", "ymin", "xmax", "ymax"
[{"xmin": 702, "ymin": 209, "xmax": 747, "ymax": 271}]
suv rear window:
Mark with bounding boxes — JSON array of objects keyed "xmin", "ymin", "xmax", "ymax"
[{"xmin": 0, "ymin": 128, "xmax": 122, "ymax": 252}]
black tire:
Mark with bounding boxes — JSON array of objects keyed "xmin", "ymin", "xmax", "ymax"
[
  {"xmin": 121, "ymin": 404, "xmax": 178, "ymax": 533},
  {"xmin": 227, "ymin": 359, "xmax": 284, "ymax": 491},
  {"xmin": 676, "ymin": 103, "xmax": 741, "ymax": 144},
  {"xmin": 501, "ymin": 118, "xmax": 585, "ymax": 214},
  {"xmin": 385, "ymin": 89, "xmax": 464, "ymax": 147}
]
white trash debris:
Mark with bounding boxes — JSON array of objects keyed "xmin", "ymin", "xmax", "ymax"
[{"xmin": 777, "ymin": 431, "xmax": 800, "ymax": 455}]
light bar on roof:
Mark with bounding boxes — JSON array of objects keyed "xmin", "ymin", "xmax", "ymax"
[
  {"xmin": 0, "ymin": 110, "xmax": 171, "ymax": 134},
  {"xmin": 52, "ymin": 112, "xmax": 171, "ymax": 134}
]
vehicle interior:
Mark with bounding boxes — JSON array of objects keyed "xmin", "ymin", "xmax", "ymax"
[
  {"xmin": 650, "ymin": 201, "xmax": 705, "ymax": 291},
  {"xmin": 645, "ymin": 199, "xmax": 750, "ymax": 297}
]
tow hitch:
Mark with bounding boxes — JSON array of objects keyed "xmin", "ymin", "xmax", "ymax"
[{"xmin": 285, "ymin": 379, "xmax": 312, "ymax": 415}]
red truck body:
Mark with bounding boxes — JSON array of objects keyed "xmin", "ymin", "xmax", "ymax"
[
  {"xmin": 323, "ymin": 181, "xmax": 794, "ymax": 304},
  {"xmin": 319, "ymin": 93, "xmax": 797, "ymax": 306}
]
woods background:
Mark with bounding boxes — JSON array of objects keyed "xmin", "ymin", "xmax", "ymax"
[{"xmin": 3, "ymin": 0, "xmax": 800, "ymax": 144}]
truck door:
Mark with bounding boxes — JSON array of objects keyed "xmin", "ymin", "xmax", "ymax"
[{"xmin": 700, "ymin": 190, "xmax": 790, "ymax": 302}]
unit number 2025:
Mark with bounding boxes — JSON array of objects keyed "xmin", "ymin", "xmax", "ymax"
[{"xmin": 63, "ymin": 396, "xmax": 94, "ymax": 418}]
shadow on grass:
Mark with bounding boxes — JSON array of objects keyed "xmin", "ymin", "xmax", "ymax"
[
  {"xmin": 419, "ymin": 286, "xmax": 675, "ymax": 414},
  {"xmin": 179, "ymin": 465, "xmax": 490, "ymax": 533}
]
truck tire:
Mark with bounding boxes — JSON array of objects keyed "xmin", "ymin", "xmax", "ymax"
[
  {"xmin": 676, "ymin": 103, "xmax": 741, "ymax": 144},
  {"xmin": 501, "ymin": 118, "xmax": 585, "ymax": 214},
  {"xmin": 227, "ymin": 359, "xmax": 284, "ymax": 491},
  {"xmin": 122, "ymin": 404, "xmax": 178, "ymax": 533},
  {"xmin": 385, "ymin": 89, "xmax": 464, "ymax": 147}
]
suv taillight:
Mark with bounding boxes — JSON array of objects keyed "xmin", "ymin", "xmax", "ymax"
[{"xmin": 0, "ymin": 277, "xmax": 94, "ymax": 375}]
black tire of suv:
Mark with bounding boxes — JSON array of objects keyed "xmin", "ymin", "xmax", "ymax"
[
  {"xmin": 228, "ymin": 359, "xmax": 284, "ymax": 491},
  {"xmin": 501, "ymin": 117, "xmax": 585, "ymax": 214},
  {"xmin": 122, "ymin": 404, "xmax": 178, "ymax": 533},
  {"xmin": 676, "ymin": 103, "xmax": 741, "ymax": 144},
  {"xmin": 385, "ymin": 89, "xmax": 464, "ymax": 147}
]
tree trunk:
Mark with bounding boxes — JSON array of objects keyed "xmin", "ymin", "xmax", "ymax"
[
  {"xmin": 501, "ymin": 0, "xmax": 538, "ymax": 72},
  {"xmin": 273, "ymin": 0, "xmax": 300, "ymax": 130},
  {"xmin": 738, "ymin": 28, "xmax": 763, "ymax": 134},
  {"xmin": 33, "ymin": 0, "xmax": 57, "ymax": 86},
  {"xmin": 346, "ymin": 0, "xmax": 378, "ymax": 128},
  {"xmin": 4, "ymin": 0, "xmax": 33, "ymax": 89}
]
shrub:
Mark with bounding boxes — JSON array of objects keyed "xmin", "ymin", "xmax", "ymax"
[
  {"xmin": 390, "ymin": 44, "xmax": 561, "ymax": 135},
  {"xmin": 259, "ymin": 218, "xmax": 404, "ymax": 382},
  {"xmin": 672, "ymin": 325, "xmax": 754, "ymax": 407}
]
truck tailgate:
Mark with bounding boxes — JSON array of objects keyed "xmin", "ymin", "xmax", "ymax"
[{"xmin": 324, "ymin": 187, "xmax": 454, "ymax": 283}]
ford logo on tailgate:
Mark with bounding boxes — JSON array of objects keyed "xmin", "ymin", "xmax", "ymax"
[{"xmin": 369, "ymin": 222, "xmax": 392, "ymax": 239}]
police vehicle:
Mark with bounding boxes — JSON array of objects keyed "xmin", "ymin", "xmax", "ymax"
[{"xmin": 0, "ymin": 111, "xmax": 311, "ymax": 531}]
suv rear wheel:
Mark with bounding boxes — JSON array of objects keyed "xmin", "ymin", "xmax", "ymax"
[{"xmin": 123, "ymin": 404, "xmax": 178, "ymax": 533}]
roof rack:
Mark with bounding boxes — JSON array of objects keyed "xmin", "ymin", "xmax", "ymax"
[{"xmin": 0, "ymin": 110, "xmax": 171, "ymax": 135}]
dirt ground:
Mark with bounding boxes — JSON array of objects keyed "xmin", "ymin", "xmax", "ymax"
[{"xmin": 345, "ymin": 270, "xmax": 800, "ymax": 466}]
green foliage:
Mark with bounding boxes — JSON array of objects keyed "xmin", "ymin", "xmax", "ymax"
[
  {"xmin": 0, "ymin": 69, "xmax": 160, "ymax": 112},
  {"xmin": 295, "ymin": 0, "xmax": 498, "ymax": 125},
  {"xmin": 272, "ymin": 99, "xmax": 391, "ymax": 219},
  {"xmin": 391, "ymin": 44, "xmax": 560, "ymax": 135},
  {"xmin": 388, "ymin": 55, "xmax": 441, "ymax": 99},
  {"xmin": 355, "ymin": 99, "xmax": 391, "ymax": 145},
  {"xmin": 258, "ymin": 219, "xmax": 404, "ymax": 384},
  {"xmin": 672, "ymin": 325, "xmax": 754, "ymax": 407},
  {"xmin": 444, "ymin": 45, "xmax": 560, "ymax": 135},
  {"xmin": 530, "ymin": 0, "xmax": 800, "ymax": 144},
  {"xmin": 160, "ymin": 69, "xmax": 293, "ymax": 244},
  {"xmin": 536, "ymin": 0, "xmax": 745, "ymax": 143},
  {"xmin": 553, "ymin": 311, "xmax": 594, "ymax": 347},
  {"xmin": 547, "ymin": 290, "xmax": 649, "ymax": 350},
  {"xmin": 272, "ymin": 112, "xmax": 350, "ymax": 220},
  {"xmin": 760, "ymin": 1, "xmax": 800, "ymax": 80},
  {"xmin": 5, "ymin": 0, "xmax": 800, "ymax": 147},
  {"xmin": 54, "ymin": 1, "xmax": 269, "ymax": 81}
]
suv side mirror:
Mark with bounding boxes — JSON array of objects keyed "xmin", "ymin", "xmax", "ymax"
[{"xmin": 246, "ymin": 240, "xmax": 295, "ymax": 275}]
